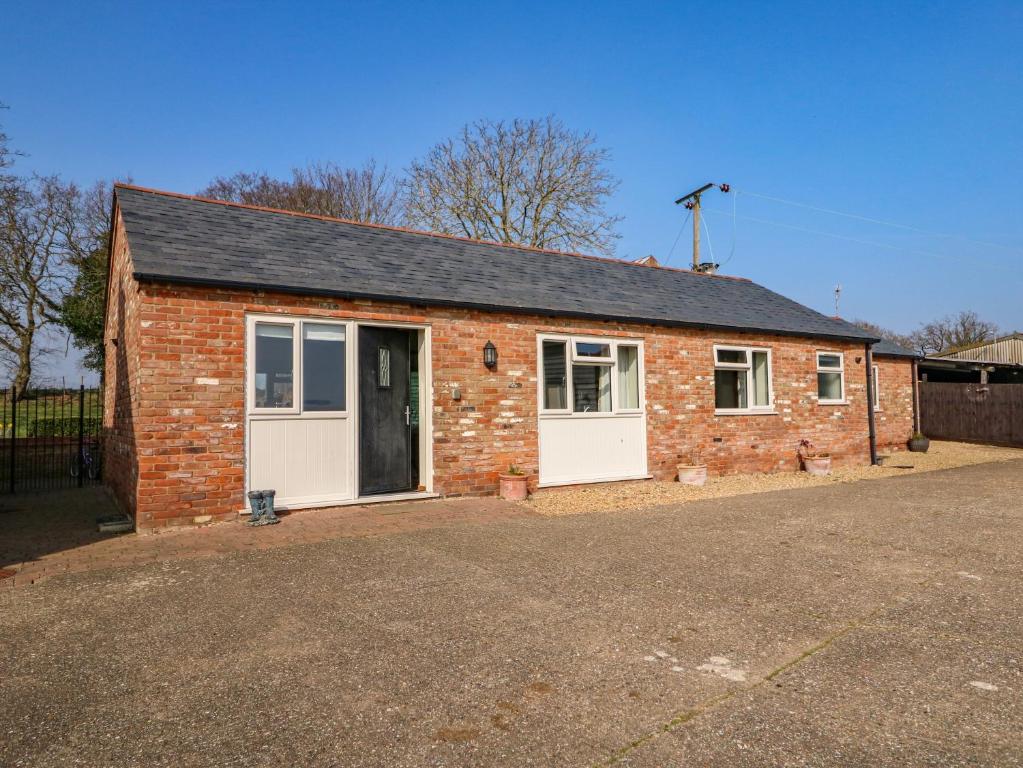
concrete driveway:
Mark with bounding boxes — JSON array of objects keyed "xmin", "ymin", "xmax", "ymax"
[{"xmin": 2, "ymin": 461, "xmax": 1021, "ymax": 767}]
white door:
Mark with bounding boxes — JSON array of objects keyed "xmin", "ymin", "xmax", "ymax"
[
  {"xmin": 246, "ymin": 316, "xmax": 354, "ymax": 507},
  {"xmin": 536, "ymin": 335, "xmax": 648, "ymax": 485}
]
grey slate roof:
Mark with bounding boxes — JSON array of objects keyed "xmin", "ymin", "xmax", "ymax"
[
  {"xmin": 115, "ymin": 186, "xmax": 879, "ymax": 344},
  {"xmin": 872, "ymin": 339, "xmax": 918, "ymax": 358}
]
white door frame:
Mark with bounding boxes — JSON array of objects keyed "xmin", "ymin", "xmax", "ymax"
[{"xmin": 243, "ymin": 313, "xmax": 434, "ymax": 511}]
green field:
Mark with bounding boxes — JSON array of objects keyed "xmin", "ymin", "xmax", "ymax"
[{"xmin": 0, "ymin": 389, "xmax": 103, "ymax": 439}]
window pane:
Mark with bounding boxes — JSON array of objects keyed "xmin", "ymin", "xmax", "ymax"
[
  {"xmin": 715, "ymin": 369, "xmax": 747, "ymax": 409},
  {"xmin": 378, "ymin": 347, "xmax": 391, "ymax": 388},
  {"xmin": 576, "ymin": 341, "xmax": 611, "ymax": 358},
  {"xmin": 255, "ymin": 323, "xmax": 293, "ymax": 408},
  {"xmin": 573, "ymin": 364, "xmax": 612, "ymax": 412},
  {"xmin": 872, "ymin": 366, "xmax": 879, "ymax": 409},
  {"xmin": 752, "ymin": 351, "xmax": 770, "ymax": 407},
  {"xmin": 542, "ymin": 341, "xmax": 567, "ymax": 409},
  {"xmin": 818, "ymin": 371, "xmax": 843, "ymax": 401},
  {"xmin": 818, "ymin": 353, "xmax": 842, "ymax": 369},
  {"xmin": 302, "ymin": 323, "xmax": 346, "ymax": 411},
  {"xmin": 617, "ymin": 345, "xmax": 640, "ymax": 409},
  {"xmin": 716, "ymin": 348, "xmax": 747, "ymax": 365}
]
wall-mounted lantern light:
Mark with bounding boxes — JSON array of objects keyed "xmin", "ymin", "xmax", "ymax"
[{"xmin": 483, "ymin": 340, "xmax": 498, "ymax": 369}]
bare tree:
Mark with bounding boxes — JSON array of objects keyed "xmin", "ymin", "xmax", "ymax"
[
  {"xmin": 0, "ymin": 102, "xmax": 20, "ymax": 175},
  {"xmin": 850, "ymin": 319, "xmax": 915, "ymax": 351},
  {"xmin": 200, "ymin": 160, "xmax": 401, "ymax": 224},
  {"xmin": 0, "ymin": 175, "xmax": 80, "ymax": 392},
  {"xmin": 911, "ymin": 310, "xmax": 1000, "ymax": 355},
  {"xmin": 404, "ymin": 116, "xmax": 621, "ymax": 255}
]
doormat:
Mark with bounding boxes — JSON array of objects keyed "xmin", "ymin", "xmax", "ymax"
[
  {"xmin": 97, "ymin": 514, "xmax": 134, "ymax": 533},
  {"xmin": 0, "ymin": 567, "xmax": 16, "ymax": 580}
]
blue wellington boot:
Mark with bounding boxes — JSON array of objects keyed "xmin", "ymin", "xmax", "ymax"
[
  {"xmin": 247, "ymin": 490, "xmax": 265, "ymax": 525},
  {"xmin": 259, "ymin": 489, "xmax": 280, "ymax": 524}
]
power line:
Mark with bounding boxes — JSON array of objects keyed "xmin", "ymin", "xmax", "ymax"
[
  {"xmin": 733, "ymin": 187, "xmax": 1023, "ymax": 256},
  {"xmin": 719, "ymin": 188, "xmax": 738, "ymax": 268},
  {"xmin": 664, "ymin": 209, "xmax": 692, "ymax": 266},
  {"xmin": 702, "ymin": 211, "xmax": 716, "ymax": 264},
  {"xmin": 701, "ymin": 207, "xmax": 1021, "ymax": 276}
]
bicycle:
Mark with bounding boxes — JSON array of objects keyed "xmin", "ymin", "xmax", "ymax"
[{"xmin": 70, "ymin": 439, "xmax": 102, "ymax": 480}]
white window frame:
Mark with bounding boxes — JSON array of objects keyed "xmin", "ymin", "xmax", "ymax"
[
  {"xmin": 571, "ymin": 337, "xmax": 615, "ymax": 364},
  {"xmin": 872, "ymin": 364, "xmax": 880, "ymax": 411},
  {"xmin": 537, "ymin": 334, "xmax": 644, "ymax": 417},
  {"xmin": 816, "ymin": 350, "xmax": 846, "ymax": 405},
  {"xmin": 713, "ymin": 344, "xmax": 774, "ymax": 415},
  {"xmin": 246, "ymin": 315, "xmax": 351, "ymax": 418}
]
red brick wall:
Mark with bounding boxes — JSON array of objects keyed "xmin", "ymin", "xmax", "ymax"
[
  {"xmin": 873, "ymin": 356, "xmax": 915, "ymax": 451},
  {"xmin": 105, "ymin": 220, "xmax": 886, "ymax": 530},
  {"xmin": 102, "ymin": 208, "xmax": 144, "ymax": 519}
]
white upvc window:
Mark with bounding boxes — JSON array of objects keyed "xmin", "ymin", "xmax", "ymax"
[
  {"xmin": 871, "ymin": 364, "xmax": 880, "ymax": 411},
  {"xmin": 816, "ymin": 351, "xmax": 846, "ymax": 404},
  {"xmin": 713, "ymin": 345, "xmax": 773, "ymax": 413},
  {"xmin": 247, "ymin": 316, "xmax": 350, "ymax": 416},
  {"xmin": 538, "ymin": 335, "xmax": 643, "ymax": 416}
]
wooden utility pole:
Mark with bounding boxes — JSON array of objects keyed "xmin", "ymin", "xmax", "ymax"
[{"xmin": 675, "ymin": 183, "xmax": 716, "ymax": 270}]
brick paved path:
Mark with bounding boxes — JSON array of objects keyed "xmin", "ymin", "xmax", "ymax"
[{"xmin": 0, "ymin": 488, "xmax": 534, "ymax": 589}]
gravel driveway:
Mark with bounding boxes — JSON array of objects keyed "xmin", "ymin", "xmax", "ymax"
[{"xmin": 3, "ymin": 460, "xmax": 1022, "ymax": 767}]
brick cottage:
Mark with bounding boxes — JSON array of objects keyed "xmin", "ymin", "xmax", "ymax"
[{"xmin": 103, "ymin": 185, "xmax": 917, "ymax": 531}]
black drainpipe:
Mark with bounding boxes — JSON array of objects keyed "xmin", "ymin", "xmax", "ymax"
[{"xmin": 865, "ymin": 343, "xmax": 878, "ymax": 465}]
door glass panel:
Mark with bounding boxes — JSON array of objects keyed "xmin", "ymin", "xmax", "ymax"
[
  {"xmin": 573, "ymin": 364, "xmax": 612, "ymax": 412},
  {"xmin": 254, "ymin": 323, "xmax": 293, "ymax": 408},
  {"xmin": 715, "ymin": 369, "xmax": 747, "ymax": 409},
  {"xmin": 617, "ymin": 345, "xmax": 639, "ymax": 409},
  {"xmin": 378, "ymin": 347, "xmax": 391, "ymax": 388},
  {"xmin": 752, "ymin": 351, "xmax": 770, "ymax": 407},
  {"xmin": 542, "ymin": 341, "xmax": 568, "ymax": 409},
  {"xmin": 303, "ymin": 323, "xmax": 346, "ymax": 411}
]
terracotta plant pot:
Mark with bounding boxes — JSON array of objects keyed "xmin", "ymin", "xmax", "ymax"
[
  {"xmin": 802, "ymin": 455, "xmax": 832, "ymax": 476},
  {"xmin": 677, "ymin": 464, "xmax": 708, "ymax": 486},
  {"xmin": 908, "ymin": 436, "xmax": 930, "ymax": 453},
  {"xmin": 499, "ymin": 474, "xmax": 529, "ymax": 501}
]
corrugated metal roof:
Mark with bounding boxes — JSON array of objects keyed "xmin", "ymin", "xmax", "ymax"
[
  {"xmin": 935, "ymin": 334, "xmax": 1023, "ymax": 365},
  {"xmin": 114, "ymin": 185, "xmax": 879, "ymax": 343}
]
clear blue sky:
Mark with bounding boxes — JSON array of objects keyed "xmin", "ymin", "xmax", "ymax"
[{"xmin": 4, "ymin": 1, "xmax": 1021, "ymax": 383}]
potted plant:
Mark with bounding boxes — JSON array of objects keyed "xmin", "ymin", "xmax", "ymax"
[
  {"xmin": 908, "ymin": 432, "xmax": 930, "ymax": 453},
  {"xmin": 677, "ymin": 448, "xmax": 708, "ymax": 486},
  {"xmin": 797, "ymin": 439, "xmax": 832, "ymax": 476},
  {"xmin": 499, "ymin": 465, "xmax": 529, "ymax": 501}
]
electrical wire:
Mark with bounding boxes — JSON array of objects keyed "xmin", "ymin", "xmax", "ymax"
[
  {"xmin": 734, "ymin": 188, "xmax": 1022, "ymax": 256},
  {"xmin": 719, "ymin": 188, "xmax": 738, "ymax": 268},
  {"xmin": 701, "ymin": 207, "xmax": 1021, "ymax": 276},
  {"xmin": 665, "ymin": 209, "xmax": 692, "ymax": 266},
  {"xmin": 702, "ymin": 211, "xmax": 716, "ymax": 265}
]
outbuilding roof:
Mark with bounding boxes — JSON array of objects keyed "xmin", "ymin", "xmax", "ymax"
[
  {"xmin": 115, "ymin": 185, "xmax": 878, "ymax": 344},
  {"xmin": 872, "ymin": 339, "xmax": 919, "ymax": 358}
]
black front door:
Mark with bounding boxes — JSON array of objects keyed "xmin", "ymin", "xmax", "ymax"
[{"xmin": 359, "ymin": 327, "xmax": 413, "ymax": 495}]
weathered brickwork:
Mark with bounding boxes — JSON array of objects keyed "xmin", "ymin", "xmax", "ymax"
[
  {"xmin": 104, "ymin": 207, "xmax": 903, "ymax": 531},
  {"xmin": 873, "ymin": 356, "xmax": 915, "ymax": 451},
  {"xmin": 102, "ymin": 212, "xmax": 144, "ymax": 519}
]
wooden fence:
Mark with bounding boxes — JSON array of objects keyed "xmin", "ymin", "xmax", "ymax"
[{"xmin": 919, "ymin": 382, "xmax": 1023, "ymax": 447}]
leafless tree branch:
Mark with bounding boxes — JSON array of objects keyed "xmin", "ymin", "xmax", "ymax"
[{"xmin": 404, "ymin": 116, "xmax": 622, "ymax": 255}]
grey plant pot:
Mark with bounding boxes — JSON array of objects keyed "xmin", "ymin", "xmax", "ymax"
[{"xmin": 908, "ymin": 437, "xmax": 930, "ymax": 453}]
